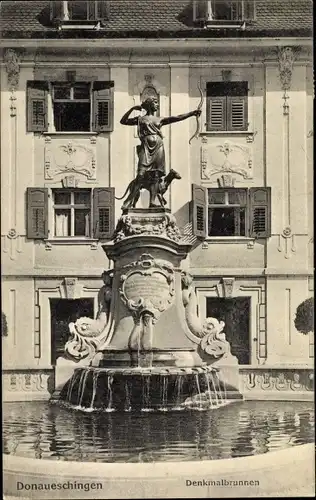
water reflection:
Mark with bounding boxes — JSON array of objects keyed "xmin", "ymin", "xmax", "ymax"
[{"xmin": 2, "ymin": 401, "xmax": 314, "ymax": 463}]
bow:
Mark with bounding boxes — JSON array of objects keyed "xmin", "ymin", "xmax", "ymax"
[{"xmin": 189, "ymin": 81, "xmax": 204, "ymax": 145}]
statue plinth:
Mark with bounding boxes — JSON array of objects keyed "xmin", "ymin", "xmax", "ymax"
[
  {"xmin": 57, "ymin": 207, "xmax": 242, "ymax": 409},
  {"xmin": 96, "ymin": 208, "xmax": 202, "ymax": 368}
]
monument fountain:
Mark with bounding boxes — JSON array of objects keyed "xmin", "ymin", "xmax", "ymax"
[
  {"xmin": 56, "ymin": 96, "xmax": 241, "ymax": 412},
  {"xmin": 3, "ymin": 96, "xmax": 314, "ymax": 499}
]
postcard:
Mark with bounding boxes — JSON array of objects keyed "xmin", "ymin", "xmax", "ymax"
[{"xmin": 1, "ymin": 1, "xmax": 314, "ymax": 498}]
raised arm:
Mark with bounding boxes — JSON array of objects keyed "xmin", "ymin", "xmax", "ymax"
[
  {"xmin": 160, "ymin": 109, "xmax": 201, "ymax": 126},
  {"xmin": 120, "ymin": 105, "xmax": 142, "ymax": 126}
]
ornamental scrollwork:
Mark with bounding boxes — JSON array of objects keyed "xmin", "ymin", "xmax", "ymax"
[
  {"xmin": 4, "ymin": 49, "xmax": 20, "ymax": 91},
  {"xmin": 277, "ymin": 46, "xmax": 296, "ymax": 92},
  {"xmin": 180, "ymin": 271, "xmax": 234, "ymax": 362},
  {"xmin": 114, "ymin": 212, "xmax": 182, "ymax": 242},
  {"xmin": 64, "ymin": 270, "xmax": 114, "ymax": 361}
]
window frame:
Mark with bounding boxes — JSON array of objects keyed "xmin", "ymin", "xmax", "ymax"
[
  {"xmin": 52, "ymin": 188, "xmax": 92, "ymax": 239},
  {"xmin": 50, "ymin": 81, "xmax": 93, "ymax": 133},
  {"xmin": 193, "ymin": 1, "xmax": 256, "ymax": 23},
  {"xmin": 50, "ymin": 0, "xmax": 104, "ymax": 24},
  {"xmin": 207, "ymin": 188, "xmax": 249, "ymax": 238}
]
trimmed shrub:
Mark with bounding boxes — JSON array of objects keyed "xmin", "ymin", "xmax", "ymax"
[
  {"xmin": 294, "ymin": 297, "xmax": 314, "ymax": 334},
  {"xmin": 1, "ymin": 311, "xmax": 8, "ymax": 336}
]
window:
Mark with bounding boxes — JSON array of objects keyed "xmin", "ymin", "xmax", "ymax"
[
  {"xmin": 193, "ymin": 1, "xmax": 255, "ymax": 23},
  {"xmin": 53, "ymin": 189, "xmax": 91, "ymax": 237},
  {"xmin": 206, "ymin": 81, "xmax": 248, "ymax": 131},
  {"xmin": 191, "ymin": 184, "xmax": 271, "ymax": 239},
  {"xmin": 26, "ymin": 187, "xmax": 115, "ymax": 240},
  {"xmin": 208, "ymin": 188, "xmax": 247, "ymax": 236},
  {"xmin": 68, "ymin": 1, "xmax": 89, "ymax": 20},
  {"xmin": 50, "ymin": 1, "xmax": 107, "ymax": 24},
  {"xmin": 52, "ymin": 82, "xmax": 91, "ymax": 132},
  {"xmin": 27, "ymin": 80, "xmax": 114, "ymax": 133}
]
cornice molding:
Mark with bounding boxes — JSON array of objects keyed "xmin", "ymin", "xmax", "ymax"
[{"xmin": 1, "ymin": 38, "xmax": 312, "ymax": 51}]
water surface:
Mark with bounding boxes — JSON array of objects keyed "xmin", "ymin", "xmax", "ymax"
[{"xmin": 3, "ymin": 400, "xmax": 314, "ymax": 463}]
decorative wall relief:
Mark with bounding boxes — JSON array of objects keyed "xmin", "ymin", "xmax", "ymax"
[
  {"xmin": 59, "ymin": 278, "xmax": 83, "ymax": 300},
  {"xmin": 2, "ymin": 229, "xmax": 23, "ymax": 261},
  {"xmin": 277, "ymin": 46, "xmax": 299, "ymax": 113},
  {"xmin": 241, "ymin": 368, "xmax": 314, "ymax": 394},
  {"xmin": 44, "ymin": 136, "xmax": 97, "ymax": 180},
  {"xmin": 133, "ymin": 74, "xmax": 166, "ymax": 140},
  {"xmin": 62, "ymin": 175, "xmax": 79, "ymax": 188},
  {"xmin": 4, "ymin": 49, "xmax": 20, "ymax": 92},
  {"xmin": 278, "ymin": 47, "xmax": 296, "ymax": 91},
  {"xmin": 140, "ymin": 74, "xmax": 160, "ymax": 113},
  {"xmin": 3, "ymin": 370, "xmax": 52, "ymax": 399},
  {"xmin": 4, "ymin": 50, "xmax": 20, "ymax": 239},
  {"xmin": 221, "ymin": 278, "xmax": 235, "ymax": 298},
  {"xmin": 277, "ymin": 227, "xmax": 296, "ymax": 259},
  {"xmin": 201, "ymin": 140, "xmax": 253, "ymax": 180},
  {"xmin": 217, "ymin": 174, "xmax": 235, "ymax": 187}
]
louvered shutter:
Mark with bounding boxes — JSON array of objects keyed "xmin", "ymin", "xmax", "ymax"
[
  {"xmin": 92, "ymin": 81, "xmax": 114, "ymax": 133},
  {"xmin": 227, "ymin": 96, "xmax": 247, "ymax": 131},
  {"xmin": 93, "ymin": 188, "xmax": 115, "ymax": 239},
  {"xmin": 27, "ymin": 188, "xmax": 48, "ymax": 239},
  {"xmin": 207, "ymin": 96, "xmax": 226, "ymax": 131},
  {"xmin": 249, "ymin": 187, "xmax": 271, "ymax": 238},
  {"xmin": 27, "ymin": 81, "xmax": 48, "ymax": 132},
  {"xmin": 191, "ymin": 184, "xmax": 207, "ymax": 239}
]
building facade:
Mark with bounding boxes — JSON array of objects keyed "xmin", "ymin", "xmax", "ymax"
[{"xmin": 1, "ymin": 0, "xmax": 313, "ymax": 399}]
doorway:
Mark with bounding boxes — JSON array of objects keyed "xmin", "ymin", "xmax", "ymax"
[
  {"xmin": 206, "ymin": 297, "xmax": 251, "ymax": 364},
  {"xmin": 50, "ymin": 298, "xmax": 94, "ymax": 365}
]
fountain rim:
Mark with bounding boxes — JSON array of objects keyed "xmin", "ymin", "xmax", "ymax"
[
  {"xmin": 75, "ymin": 365, "xmax": 219, "ymax": 375},
  {"xmin": 3, "ymin": 443, "xmax": 314, "ymax": 477}
]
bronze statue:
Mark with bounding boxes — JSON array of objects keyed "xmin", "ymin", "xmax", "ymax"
[{"xmin": 119, "ymin": 97, "xmax": 201, "ymax": 209}]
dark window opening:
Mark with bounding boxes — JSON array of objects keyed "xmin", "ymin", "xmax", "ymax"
[
  {"xmin": 206, "ymin": 297, "xmax": 251, "ymax": 364},
  {"xmin": 213, "ymin": 1, "xmax": 242, "ymax": 20},
  {"xmin": 68, "ymin": 1, "xmax": 88, "ymax": 20},
  {"xmin": 50, "ymin": 298, "xmax": 94, "ymax": 365},
  {"xmin": 53, "ymin": 102, "xmax": 90, "ymax": 132},
  {"xmin": 209, "ymin": 207, "xmax": 246, "ymax": 236},
  {"xmin": 53, "ymin": 82, "xmax": 91, "ymax": 132},
  {"xmin": 208, "ymin": 188, "xmax": 247, "ymax": 237}
]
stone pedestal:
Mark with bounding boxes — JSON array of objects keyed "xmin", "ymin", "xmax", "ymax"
[{"xmin": 96, "ymin": 208, "xmax": 203, "ymax": 368}]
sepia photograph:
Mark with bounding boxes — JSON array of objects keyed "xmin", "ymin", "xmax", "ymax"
[{"xmin": 1, "ymin": 0, "xmax": 314, "ymax": 498}]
